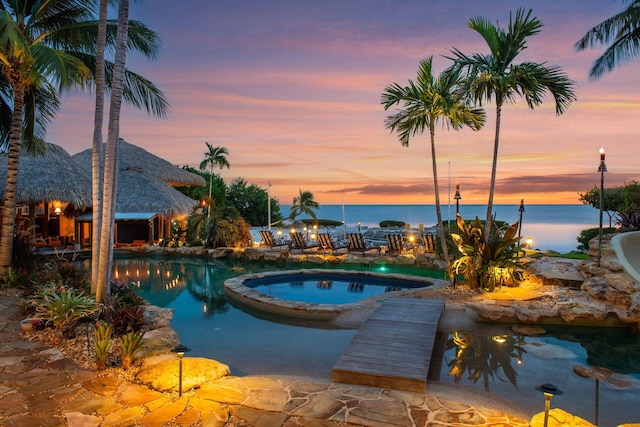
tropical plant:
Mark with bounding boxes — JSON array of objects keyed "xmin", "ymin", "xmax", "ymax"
[
  {"xmin": 28, "ymin": 283, "xmax": 99, "ymax": 329},
  {"xmin": 580, "ymin": 181, "xmax": 640, "ymax": 230},
  {"xmin": 448, "ymin": 214, "xmax": 524, "ymax": 291},
  {"xmin": 381, "ymin": 57, "xmax": 486, "ymax": 266},
  {"xmin": 199, "ymin": 143, "xmax": 230, "ymax": 214},
  {"xmin": 93, "ymin": 321, "xmax": 112, "ymax": 370},
  {"xmin": 201, "ymin": 211, "xmax": 252, "ymax": 248},
  {"xmin": 0, "ymin": 0, "xmax": 92, "ymax": 276},
  {"xmin": 119, "ymin": 330, "xmax": 144, "ymax": 369},
  {"xmin": 577, "ymin": 227, "xmax": 618, "ymax": 252},
  {"xmin": 227, "ymin": 178, "xmax": 283, "ymax": 227},
  {"xmin": 575, "ymin": 0, "xmax": 640, "ymax": 79},
  {"xmin": 101, "ymin": 299, "xmax": 146, "ymax": 336},
  {"xmin": 446, "ymin": 332, "xmax": 526, "ymax": 391},
  {"xmin": 447, "ymin": 8, "xmax": 576, "ymax": 236},
  {"xmin": 289, "ymin": 189, "xmax": 319, "ymax": 222}
]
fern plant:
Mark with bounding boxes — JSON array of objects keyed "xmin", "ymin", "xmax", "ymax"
[
  {"xmin": 93, "ymin": 322, "xmax": 112, "ymax": 370},
  {"xmin": 448, "ymin": 214, "xmax": 524, "ymax": 291},
  {"xmin": 119, "ymin": 331, "xmax": 144, "ymax": 369}
]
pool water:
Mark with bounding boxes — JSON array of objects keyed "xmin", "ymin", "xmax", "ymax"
[
  {"xmin": 104, "ymin": 256, "xmax": 640, "ymax": 426},
  {"xmin": 244, "ymin": 272, "xmax": 430, "ymax": 304}
]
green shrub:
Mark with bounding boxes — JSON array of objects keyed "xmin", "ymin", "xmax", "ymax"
[
  {"xmin": 93, "ymin": 322, "xmax": 112, "ymax": 370},
  {"xmin": 448, "ymin": 215, "xmax": 524, "ymax": 291},
  {"xmin": 380, "ymin": 220, "xmax": 406, "ymax": 228},
  {"xmin": 577, "ymin": 227, "xmax": 617, "ymax": 251},
  {"xmin": 28, "ymin": 284, "xmax": 98, "ymax": 329},
  {"xmin": 120, "ymin": 331, "xmax": 144, "ymax": 369},
  {"xmin": 110, "ymin": 280, "xmax": 144, "ymax": 306}
]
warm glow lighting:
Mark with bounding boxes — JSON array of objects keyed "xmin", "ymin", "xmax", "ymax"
[
  {"xmin": 54, "ymin": 207, "xmax": 62, "ymax": 215},
  {"xmin": 409, "ymin": 235, "xmax": 415, "ymax": 243},
  {"xmin": 290, "ymin": 228, "xmax": 295, "ymax": 233},
  {"xmin": 526, "ymin": 237, "xmax": 533, "ymax": 248},
  {"xmin": 492, "ymin": 335, "xmax": 508, "ymax": 344},
  {"xmin": 311, "ymin": 234, "xmax": 316, "ymax": 240},
  {"xmin": 277, "ymin": 230, "xmax": 282, "ymax": 237},
  {"xmin": 599, "ymin": 147, "xmax": 605, "ymax": 161}
]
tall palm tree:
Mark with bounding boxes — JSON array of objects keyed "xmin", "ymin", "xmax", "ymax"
[
  {"xmin": 447, "ymin": 8, "xmax": 576, "ymax": 236},
  {"xmin": 90, "ymin": 0, "xmax": 107, "ymax": 290},
  {"xmin": 199, "ymin": 143, "xmax": 230, "ymax": 217},
  {"xmin": 575, "ymin": 0, "xmax": 640, "ymax": 79},
  {"xmin": 0, "ymin": 0, "xmax": 93, "ymax": 276},
  {"xmin": 96, "ymin": 0, "xmax": 129, "ymax": 302},
  {"xmin": 289, "ymin": 189, "xmax": 319, "ymax": 222},
  {"xmin": 381, "ymin": 57, "xmax": 486, "ymax": 266}
]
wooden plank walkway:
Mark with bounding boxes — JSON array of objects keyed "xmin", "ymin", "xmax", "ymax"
[{"xmin": 332, "ymin": 297, "xmax": 444, "ymax": 393}]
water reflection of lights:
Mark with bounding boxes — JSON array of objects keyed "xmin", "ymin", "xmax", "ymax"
[{"xmin": 492, "ymin": 335, "xmax": 508, "ymax": 344}]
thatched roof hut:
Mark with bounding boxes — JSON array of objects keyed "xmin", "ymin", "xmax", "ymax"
[
  {"xmin": 115, "ymin": 167, "xmax": 197, "ymax": 215},
  {"xmin": 0, "ymin": 142, "xmax": 92, "ymax": 207},
  {"xmin": 72, "ymin": 139, "xmax": 205, "ymax": 187}
]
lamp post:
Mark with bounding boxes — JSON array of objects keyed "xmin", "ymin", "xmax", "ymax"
[
  {"xmin": 171, "ymin": 344, "xmax": 191, "ymax": 396},
  {"xmin": 454, "ymin": 184, "xmax": 461, "ymax": 232},
  {"xmin": 535, "ymin": 383, "xmax": 563, "ymax": 427},
  {"xmin": 598, "ymin": 147, "xmax": 607, "ymax": 267},
  {"xmin": 267, "ymin": 182, "xmax": 271, "ymax": 231}
]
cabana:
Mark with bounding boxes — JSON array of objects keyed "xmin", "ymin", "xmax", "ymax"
[{"xmin": 0, "ymin": 143, "xmax": 92, "ymax": 246}]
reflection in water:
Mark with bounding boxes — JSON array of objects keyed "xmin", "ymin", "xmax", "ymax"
[{"xmin": 446, "ymin": 332, "xmax": 526, "ymax": 392}]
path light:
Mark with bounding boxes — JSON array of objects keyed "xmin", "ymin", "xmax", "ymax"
[
  {"xmin": 526, "ymin": 237, "xmax": 533, "ymax": 250},
  {"xmin": 358, "ymin": 221, "xmax": 361, "ymax": 233},
  {"xmin": 171, "ymin": 344, "xmax": 191, "ymax": 396},
  {"xmin": 598, "ymin": 147, "xmax": 607, "ymax": 267},
  {"xmin": 535, "ymin": 383, "xmax": 563, "ymax": 427}
]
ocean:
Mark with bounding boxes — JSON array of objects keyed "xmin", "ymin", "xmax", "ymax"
[{"xmin": 279, "ymin": 204, "xmax": 602, "ymax": 253}]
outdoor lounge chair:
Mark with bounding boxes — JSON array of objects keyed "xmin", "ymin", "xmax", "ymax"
[
  {"xmin": 422, "ymin": 233, "xmax": 437, "ymax": 254},
  {"xmin": 385, "ymin": 234, "xmax": 411, "ymax": 254},
  {"xmin": 317, "ymin": 233, "xmax": 348, "ymax": 254},
  {"xmin": 347, "ymin": 233, "xmax": 380, "ymax": 255},
  {"xmin": 289, "ymin": 231, "xmax": 318, "ymax": 253},
  {"xmin": 259, "ymin": 230, "xmax": 289, "ymax": 249}
]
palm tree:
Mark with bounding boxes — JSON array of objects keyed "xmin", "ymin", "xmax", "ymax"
[
  {"xmin": 0, "ymin": 0, "xmax": 93, "ymax": 276},
  {"xmin": 447, "ymin": 8, "xmax": 576, "ymax": 236},
  {"xmin": 199, "ymin": 143, "xmax": 230, "ymax": 217},
  {"xmin": 575, "ymin": 0, "xmax": 640, "ymax": 79},
  {"xmin": 96, "ymin": 0, "xmax": 130, "ymax": 302},
  {"xmin": 289, "ymin": 189, "xmax": 319, "ymax": 222},
  {"xmin": 381, "ymin": 57, "xmax": 486, "ymax": 266}
]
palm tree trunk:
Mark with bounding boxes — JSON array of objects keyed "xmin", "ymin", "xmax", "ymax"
[
  {"xmin": 96, "ymin": 0, "xmax": 129, "ymax": 302},
  {"xmin": 430, "ymin": 127, "xmax": 450, "ymax": 266},
  {"xmin": 485, "ymin": 103, "xmax": 502, "ymax": 238},
  {"xmin": 0, "ymin": 85, "xmax": 25, "ymax": 276},
  {"xmin": 91, "ymin": 0, "xmax": 108, "ymax": 293}
]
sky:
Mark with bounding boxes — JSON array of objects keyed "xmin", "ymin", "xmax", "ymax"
[{"xmin": 47, "ymin": 0, "xmax": 640, "ymax": 206}]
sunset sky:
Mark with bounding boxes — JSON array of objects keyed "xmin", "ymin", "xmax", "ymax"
[{"xmin": 47, "ymin": 0, "xmax": 640, "ymax": 206}]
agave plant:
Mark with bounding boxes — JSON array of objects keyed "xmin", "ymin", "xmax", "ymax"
[
  {"xmin": 28, "ymin": 284, "xmax": 99, "ymax": 328},
  {"xmin": 119, "ymin": 331, "xmax": 144, "ymax": 369},
  {"xmin": 448, "ymin": 214, "xmax": 524, "ymax": 291},
  {"xmin": 93, "ymin": 322, "xmax": 113, "ymax": 370}
]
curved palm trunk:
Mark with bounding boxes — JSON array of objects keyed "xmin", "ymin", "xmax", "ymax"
[
  {"xmin": 91, "ymin": 0, "xmax": 108, "ymax": 292},
  {"xmin": 96, "ymin": 0, "xmax": 129, "ymax": 302},
  {"xmin": 429, "ymin": 127, "xmax": 450, "ymax": 267},
  {"xmin": 485, "ymin": 103, "xmax": 502, "ymax": 238},
  {"xmin": 0, "ymin": 85, "xmax": 26, "ymax": 276}
]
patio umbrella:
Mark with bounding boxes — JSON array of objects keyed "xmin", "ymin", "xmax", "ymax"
[
  {"xmin": 0, "ymin": 142, "xmax": 92, "ymax": 207},
  {"xmin": 72, "ymin": 139, "xmax": 205, "ymax": 187}
]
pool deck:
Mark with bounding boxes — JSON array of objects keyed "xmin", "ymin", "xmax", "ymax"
[{"xmin": 332, "ymin": 297, "xmax": 444, "ymax": 392}]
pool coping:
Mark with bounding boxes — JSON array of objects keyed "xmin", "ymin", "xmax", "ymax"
[{"xmin": 223, "ymin": 268, "xmax": 437, "ymax": 322}]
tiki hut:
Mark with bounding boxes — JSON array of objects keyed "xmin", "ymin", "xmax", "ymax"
[
  {"xmin": 0, "ymin": 143, "xmax": 92, "ymax": 244},
  {"xmin": 72, "ymin": 139, "xmax": 204, "ymax": 246}
]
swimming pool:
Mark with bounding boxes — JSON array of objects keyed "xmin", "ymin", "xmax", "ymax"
[{"xmin": 107, "ymin": 256, "xmax": 640, "ymax": 426}]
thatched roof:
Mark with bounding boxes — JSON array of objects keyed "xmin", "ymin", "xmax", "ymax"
[
  {"xmin": 0, "ymin": 143, "xmax": 92, "ymax": 207},
  {"xmin": 72, "ymin": 139, "xmax": 205, "ymax": 187},
  {"xmin": 115, "ymin": 167, "xmax": 197, "ymax": 215}
]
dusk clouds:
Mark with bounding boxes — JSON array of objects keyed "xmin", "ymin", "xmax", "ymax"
[{"xmin": 47, "ymin": 0, "xmax": 639, "ymax": 205}]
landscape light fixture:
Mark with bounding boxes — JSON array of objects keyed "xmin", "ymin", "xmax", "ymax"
[
  {"xmin": 598, "ymin": 147, "xmax": 607, "ymax": 267},
  {"xmin": 171, "ymin": 344, "xmax": 191, "ymax": 396},
  {"xmin": 535, "ymin": 383, "xmax": 563, "ymax": 427}
]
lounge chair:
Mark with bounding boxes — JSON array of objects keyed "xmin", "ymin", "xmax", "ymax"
[
  {"xmin": 347, "ymin": 233, "xmax": 380, "ymax": 255},
  {"xmin": 259, "ymin": 230, "xmax": 289, "ymax": 249},
  {"xmin": 385, "ymin": 234, "xmax": 411, "ymax": 254},
  {"xmin": 422, "ymin": 233, "xmax": 438, "ymax": 254},
  {"xmin": 289, "ymin": 231, "xmax": 318, "ymax": 253},
  {"xmin": 317, "ymin": 233, "xmax": 348, "ymax": 254}
]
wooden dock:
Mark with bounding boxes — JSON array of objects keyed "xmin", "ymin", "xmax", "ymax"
[{"xmin": 332, "ymin": 297, "xmax": 444, "ymax": 393}]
